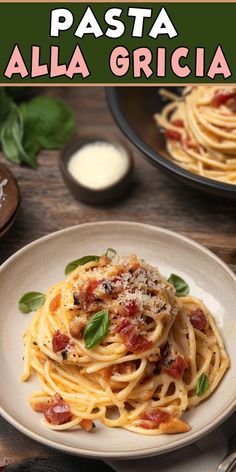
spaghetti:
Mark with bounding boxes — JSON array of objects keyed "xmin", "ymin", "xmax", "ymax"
[
  {"xmin": 154, "ymin": 85, "xmax": 236, "ymax": 184},
  {"xmin": 22, "ymin": 252, "xmax": 229, "ymax": 435}
]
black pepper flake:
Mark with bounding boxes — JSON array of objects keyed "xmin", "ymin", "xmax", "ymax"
[
  {"xmin": 33, "ymin": 341, "xmax": 37, "ymax": 345},
  {"xmin": 61, "ymin": 350, "xmax": 68, "ymax": 360},
  {"xmin": 73, "ymin": 292, "xmax": 80, "ymax": 306},
  {"xmin": 102, "ymin": 281, "xmax": 113, "ymax": 293}
]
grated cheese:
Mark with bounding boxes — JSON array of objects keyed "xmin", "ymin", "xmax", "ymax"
[
  {"xmin": 69, "ymin": 255, "xmax": 177, "ymax": 323},
  {"xmin": 68, "ymin": 141, "xmax": 129, "ymax": 190}
]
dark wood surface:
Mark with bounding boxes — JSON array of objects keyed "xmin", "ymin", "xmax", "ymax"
[{"xmin": 0, "ymin": 86, "xmax": 236, "ymax": 470}]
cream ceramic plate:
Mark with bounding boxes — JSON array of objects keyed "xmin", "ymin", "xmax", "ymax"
[{"xmin": 0, "ymin": 221, "xmax": 236, "ymax": 459}]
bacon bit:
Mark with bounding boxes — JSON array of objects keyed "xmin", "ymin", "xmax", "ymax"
[
  {"xmin": 211, "ymin": 92, "xmax": 235, "ymax": 107},
  {"xmin": 164, "ymin": 355, "xmax": 187, "ymax": 379},
  {"xmin": 139, "ymin": 420, "xmax": 155, "ymax": 429},
  {"xmin": 80, "ymin": 418, "xmax": 94, "ymax": 432},
  {"xmin": 124, "ymin": 300, "xmax": 138, "ymax": 317},
  {"xmin": 99, "ymin": 366, "xmax": 114, "ymax": 380},
  {"xmin": 44, "ymin": 394, "xmax": 72, "ymax": 425},
  {"xmin": 116, "ymin": 319, "xmax": 153, "ymax": 354},
  {"xmin": 52, "ymin": 330, "xmax": 70, "ymax": 353},
  {"xmin": 69, "ymin": 318, "xmax": 85, "ymax": 339},
  {"xmin": 171, "ymin": 119, "xmax": 184, "ymax": 128},
  {"xmin": 116, "ymin": 318, "xmax": 132, "ymax": 335},
  {"xmin": 140, "ymin": 408, "xmax": 170, "ymax": 429},
  {"xmin": 49, "ymin": 293, "xmax": 61, "ymax": 313},
  {"xmin": 124, "ymin": 334, "xmax": 153, "ymax": 354},
  {"xmin": 86, "ymin": 279, "xmax": 100, "ymax": 303},
  {"xmin": 190, "ymin": 308, "xmax": 206, "ymax": 332},
  {"xmin": 164, "ymin": 129, "xmax": 181, "ymax": 141}
]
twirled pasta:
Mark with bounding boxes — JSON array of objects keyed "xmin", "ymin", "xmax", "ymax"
[
  {"xmin": 22, "ymin": 253, "xmax": 229, "ymax": 435},
  {"xmin": 154, "ymin": 85, "xmax": 236, "ymax": 184}
]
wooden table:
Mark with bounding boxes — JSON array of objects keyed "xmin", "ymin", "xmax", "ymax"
[{"xmin": 0, "ymin": 86, "xmax": 235, "ymax": 470}]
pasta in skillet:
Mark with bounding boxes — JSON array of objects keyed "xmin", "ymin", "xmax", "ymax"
[{"xmin": 154, "ymin": 85, "xmax": 236, "ymax": 184}]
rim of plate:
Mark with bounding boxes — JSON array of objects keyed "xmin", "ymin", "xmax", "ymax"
[{"xmin": 0, "ymin": 220, "xmax": 236, "ymax": 459}]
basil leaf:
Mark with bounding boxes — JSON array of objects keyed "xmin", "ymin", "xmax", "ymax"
[
  {"xmin": 84, "ymin": 310, "xmax": 109, "ymax": 350},
  {"xmin": 167, "ymin": 274, "xmax": 189, "ymax": 297},
  {"xmin": 19, "ymin": 291, "xmax": 45, "ymax": 313},
  {"xmin": 65, "ymin": 255, "xmax": 100, "ymax": 275},
  {"xmin": 0, "ymin": 104, "xmax": 36, "ymax": 167},
  {"xmin": 20, "ymin": 96, "xmax": 75, "ymax": 151},
  {"xmin": 105, "ymin": 248, "xmax": 117, "ymax": 257},
  {"xmin": 196, "ymin": 373, "xmax": 209, "ymax": 396}
]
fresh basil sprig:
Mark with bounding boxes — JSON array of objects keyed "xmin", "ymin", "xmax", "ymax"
[
  {"xmin": 19, "ymin": 291, "xmax": 46, "ymax": 313},
  {"xmin": 83, "ymin": 310, "xmax": 109, "ymax": 350},
  {"xmin": 105, "ymin": 248, "xmax": 117, "ymax": 257},
  {"xmin": 0, "ymin": 89, "xmax": 75, "ymax": 169},
  {"xmin": 167, "ymin": 274, "xmax": 189, "ymax": 297},
  {"xmin": 196, "ymin": 373, "xmax": 209, "ymax": 396},
  {"xmin": 65, "ymin": 255, "xmax": 100, "ymax": 276}
]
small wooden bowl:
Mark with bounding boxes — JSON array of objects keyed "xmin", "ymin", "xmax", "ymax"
[
  {"xmin": 0, "ymin": 163, "xmax": 20, "ymax": 238},
  {"xmin": 59, "ymin": 136, "xmax": 133, "ymax": 205}
]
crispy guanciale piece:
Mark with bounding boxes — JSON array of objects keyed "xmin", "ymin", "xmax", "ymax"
[
  {"xmin": 44, "ymin": 394, "xmax": 72, "ymax": 425},
  {"xmin": 164, "ymin": 129, "xmax": 181, "ymax": 141},
  {"xmin": 159, "ymin": 418, "xmax": 190, "ymax": 434},
  {"xmin": 140, "ymin": 408, "xmax": 170, "ymax": 429},
  {"xmin": 211, "ymin": 92, "xmax": 235, "ymax": 107},
  {"xmin": 124, "ymin": 300, "xmax": 138, "ymax": 317},
  {"xmin": 52, "ymin": 330, "xmax": 70, "ymax": 352},
  {"xmin": 190, "ymin": 308, "xmax": 206, "ymax": 332},
  {"xmin": 164, "ymin": 355, "xmax": 187, "ymax": 379},
  {"xmin": 80, "ymin": 419, "xmax": 94, "ymax": 431},
  {"xmin": 116, "ymin": 319, "xmax": 153, "ymax": 354},
  {"xmin": 171, "ymin": 119, "xmax": 184, "ymax": 127},
  {"xmin": 69, "ymin": 318, "xmax": 85, "ymax": 339},
  {"xmin": 49, "ymin": 293, "xmax": 61, "ymax": 313}
]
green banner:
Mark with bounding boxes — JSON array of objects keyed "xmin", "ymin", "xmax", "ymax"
[{"xmin": 0, "ymin": 3, "xmax": 235, "ymax": 84}]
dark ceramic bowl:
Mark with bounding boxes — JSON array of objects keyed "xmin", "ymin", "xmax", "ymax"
[
  {"xmin": 107, "ymin": 87, "xmax": 236, "ymax": 199},
  {"xmin": 59, "ymin": 136, "xmax": 133, "ymax": 205}
]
